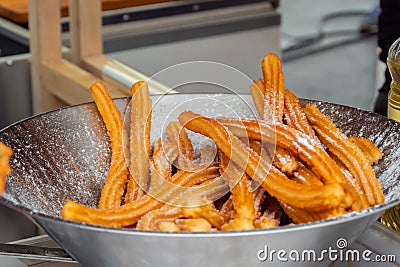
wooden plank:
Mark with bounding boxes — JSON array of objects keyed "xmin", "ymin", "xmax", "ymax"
[
  {"xmin": 29, "ymin": 0, "xmax": 66, "ymax": 114},
  {"xmin": 40, "ymin": 59, "xmax": 127, "ymax": 106},
  {"xmin": 69, "ymin": 0, "xmax": 103, "ymax": 64},
  {"xmin": 0, "ymin": 0, "xmax": 176, "ymax": 23}
]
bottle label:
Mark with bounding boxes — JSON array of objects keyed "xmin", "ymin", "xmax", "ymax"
[{"xmin": 388, "ymin": 105, "xmax": 400, "ymax": 122}]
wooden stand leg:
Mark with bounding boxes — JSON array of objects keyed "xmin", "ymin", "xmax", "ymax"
[{"xmin": 29, "ymin": 0, "xmax": 66, "ymax": 114}]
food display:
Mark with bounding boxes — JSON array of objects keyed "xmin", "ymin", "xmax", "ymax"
[{"xmin": 59, "ymin": 54, "xmax": 384, "ymax": 230}]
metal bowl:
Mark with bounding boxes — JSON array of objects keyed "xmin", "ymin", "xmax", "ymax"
[{"xmin": 0, "ymin": 94, "xmax": 399, "ymax": 267}]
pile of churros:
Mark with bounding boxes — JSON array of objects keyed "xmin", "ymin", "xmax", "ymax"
[{"xmin": 61, "ymin": 54, "xmax": 384, "ymax": 231}]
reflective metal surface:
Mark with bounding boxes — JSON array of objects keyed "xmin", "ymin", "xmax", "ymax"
[{"xmin": 0, "ymin": 94, "xmax": 399, "ymax": 267}]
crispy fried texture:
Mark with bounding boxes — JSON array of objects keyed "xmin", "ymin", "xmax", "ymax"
[
  {"xmin": 219, "ymin": 154, "xmax": 256, "ymax": 230},
  {"xmin": 62, "ymin": 168, "xmax": 220, "ymax": 227},
  {"xmin": 304, "ymin": 104, "xmax": 384, "ymax": 206},
  {"xmin": 166, "ymin": 121, "xmax": 195, "ymax": 169},
  {"xmin": 348, "ymin": 136, "xmax": 383, "ymax": 165},
  {"xmin": 136, "ymin": 205, "xmax": 183, "ymax": 230},
  {"xmin": 148, "ymin": 139, "xmax": 175, "ymax": 192},
  {"xmin": 217, "ymin": 117, "xmax": 346, "ymax": 186},
  {"xmin": 249, "ymin": 79, "xmax": 265, "ymax": 118},
  {"xmin": 175, "ymin": 218, "xmax": 212, "ymax": 232},
  {"xmin": 90, "ymin": 82, "xmax": 128, "ymax": 209},
  {"xmin": 0, "ymin": 142, "xmax": 12, "ymax": 194},
  {"xmin": 273, "ymin": 147, "xmax": 298, "ymax": 174},
  {"xmin": 179, "ymin": 111, "xmax": 345, "ymax": 211},
  {"xmin": 262, "ymin": 54, "xmax": 285, "ymax": 123},
  {"xmin": 283, "ymin": 89, "xmax": 317, "ymax": 140},
  {"xmin": 128, "ymin": 81, "xmax": 152, "ymax": 200},
  {"xmin": 183, "ymin": 201, "xmax": 226, "ymax": 229}
]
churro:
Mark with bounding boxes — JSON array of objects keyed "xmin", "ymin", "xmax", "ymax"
[
  {"xmin": 283, "ymin": 89, "xmax": 317, "ymax": 140},
  {"xmin": 128, "ymin": 81, "xmax": 152, "ymax": 199},
  {"xmin": 0, "ymin": 142, "xmax": 12, "ymax": 194},
  {"xmin": 349, "ymin": 136, "xmax": 383, "ymax": 165},
  {"xmin": 90, "ymin": 82, "xmax": 128, "ymax": 209},
  {"xmin": 304, "ymin": 104, "xmax": 384, "ymax": 206},
  {"xmin": 262, "ymin": 54, "xmax": 285, "ymax": 123}
]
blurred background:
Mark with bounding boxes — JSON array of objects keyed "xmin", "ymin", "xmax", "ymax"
[{"xmin": 0, "ymin": 0, "xmax": 387, "ymax": 265}]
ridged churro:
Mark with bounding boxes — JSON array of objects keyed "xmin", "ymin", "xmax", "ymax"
[
  {"xmin": 128, "ymin": 81, "xmax": 152, "ymax": 200},
  {"xmin": 0, "ymin": 142, "xmax": 12, "ymax": 194},
  {"xmin": 304, "ymin": 104, "xmax": 384, "ymax": 206},
  {"xmin": 262, "ymin": 54, "xmax": 285, "ymax": 123},
  {"xmin": 90, "ymin": 82, "xmax": 128, "ymax": 209}
]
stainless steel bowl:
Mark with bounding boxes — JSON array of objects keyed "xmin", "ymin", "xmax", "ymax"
[{"xmin": 0, "ymin": 94, "xmax": 399, "ymax": 267}]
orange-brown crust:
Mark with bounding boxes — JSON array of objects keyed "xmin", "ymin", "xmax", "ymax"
[
  {"xmin": 283, "ymin": 89, "xmax": 317, "ymax": 140},
  {"xmin": 0, "ymin": 142, "xmax": 12, "ymax": 194},
  {"xmin": 62, "ymin": 167, "xmax": 220, "ymax": 227},
  {"xmin": 304, "ymin": 104, "xmax": 384, "ymax": 206},
  {"xmin": 249, "ymin": 79, "xmax": 265, "ymax": 118},
  {"xmin": 136, "ymin": 205, "xmax": 183, "ymax": 230},
  {"xmin": 179, "ymin": 111, "xmax": 345, "ymax": 211},
  {"xmin": 216, "ymin": 117, "xmax": 346, "ymax": 186},
  {"xmin": 90, "ymin": 82, "xmax": 128, "ymax": 209},
  {"xmin": 262, "ymin": 54, "xmax": 285, "ymax": 123},
  {"xmin": 219, "ymin": 154, "xmax": 256, "ymax": 230},
  {"xmin": 273, "ymin": 147, "xmax": 298, "ymax": 174},
  {"xmin": 128, "ymin": 81, "xmax": 152, "ymax": 198},
  {"xmin": 348, "ymin": 136, "xmax": 383, "ymax": 165}
]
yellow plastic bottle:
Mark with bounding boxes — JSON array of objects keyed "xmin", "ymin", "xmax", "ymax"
[{"xmin": 381, "ymin": 38, "xmax": 400, "ymax": 231}]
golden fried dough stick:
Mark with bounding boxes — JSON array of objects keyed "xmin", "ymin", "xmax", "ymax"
[
  {"xmin": 329, "ymin": 153, "xmax": 369, "ymax": 211},
  {"xmin": 0, "ymin": 142, "xmax": 12, "ymax": 194},
  {"xmin": 304, "ymin": 104, "xmax": 384, "ymax": 206},
  {"xmin": 280, "ymin": 202, "xmax": 319, "ymax": 224},
  {"xmin": 254, "ymin": 215, "xmax": 280, "ymax": 228},
  {"xmin": 221, "ymin": 180, "xmax": 256, "ymax": 230},
  {"xmin": 189, "ymin": 176, "xmax": 229, "ymax": 203},
  {"xmin": 159, "ymin": 221, "xmax": 181, "ymax": 232},
  {"xmin": 62, "ymin": 167, "xmax": 220, "ymax": 227},
  {"xmin": 283, "ymin": 89, "xmax": 317, "ymax": 140},
  {"xmin": 175, "ymin": 218, "xmax": 212, "ymax": 232},
  {"xmin": 125, "ymin": 173, "xmax": 140, "ymax": 204},
  {"xmin": 292, "ymin": 164, "xmax": 323, "ymax": 186},
  {"xmin": 183, "ymin": 201, "xmax": 226, "ymax": 229},
  {"xmin": 262, "ymin": 54, "xmax": 285, "ymax": 123},
  {"xmin": 179, "ymin": 111, "xmax": 345, "ymax": 210},
  {"xmin": 166, "ymin": 121, "xmax": 195, "ymax": 168},
  {"xmin": 148, "ymin": 139, "xmax": 176, "ymax": 192},
  {"xmin": 281, "ymin": 201, "xmax": 346, "ymax": 224},
  {"xmin": 90, "ymin": 82, "xmax": 128, "ymax": 209},
  {"xmin": 217, "ymin": 117, "xmax": 346, "ymax": 186},
  {"xmin": 136, "ymin": 205, "xmax": 183, "ymax": 230},
  {"xmin": 249, "ymin": 79, "xmax": 265, "ymax": 118},
  {"xmin": 273, "ymin": 148, "xmax": 298, "ymax": 174},
  {"xmin": 219, "ymin": 154, "xmax": 256, "ymax": 230},
  {"xmin": 129, "ymin": 81, "xmax": 152, "ymax": 198},
  {"xmin": 348, "ymin": 136, "xmax": 383, "ymax": 165}
]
